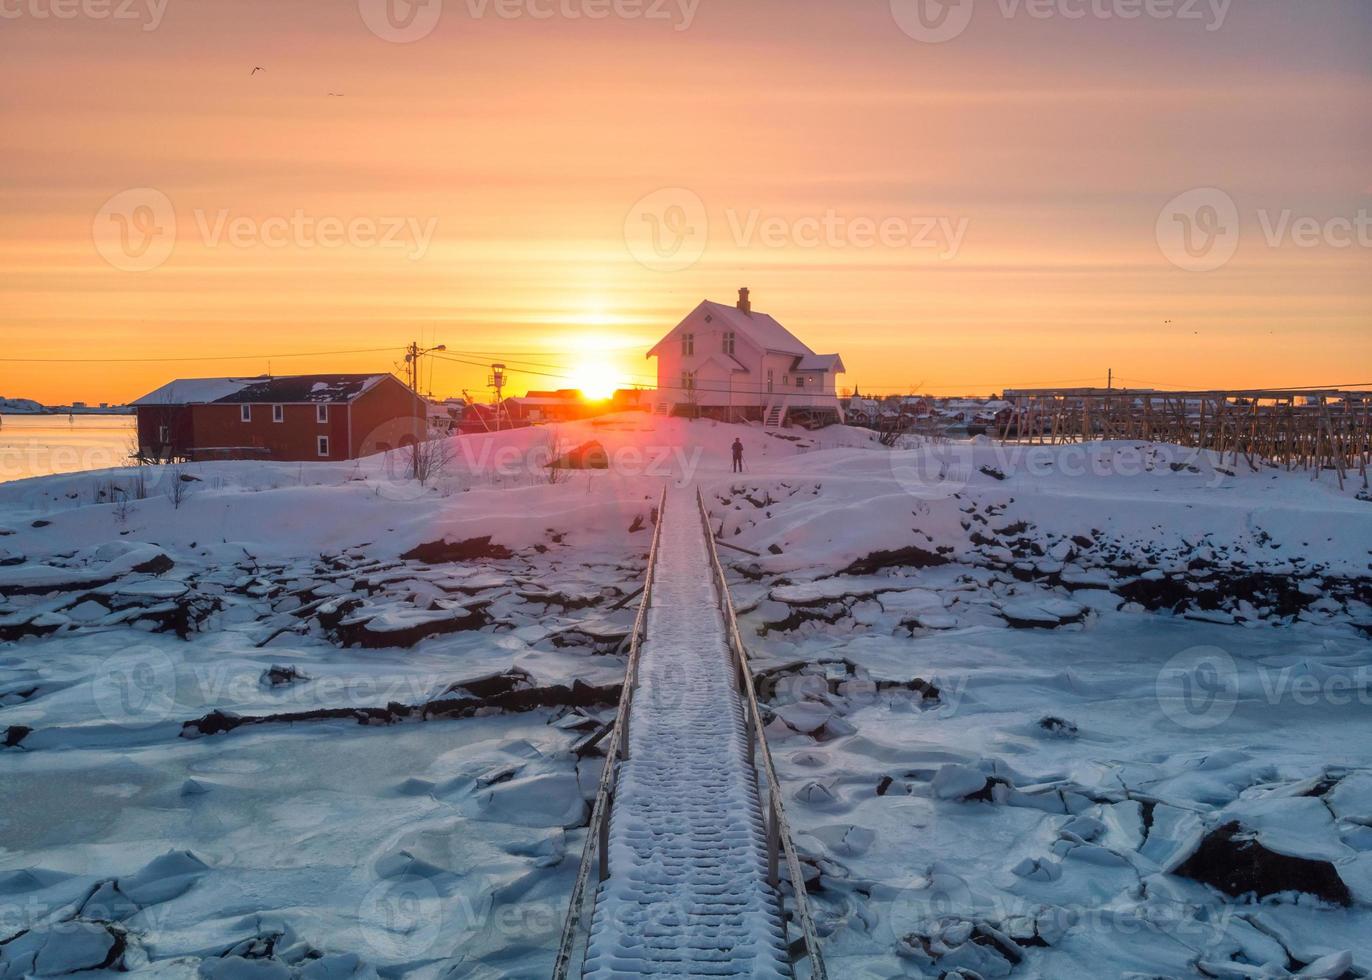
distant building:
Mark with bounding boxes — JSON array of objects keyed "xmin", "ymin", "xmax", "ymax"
[
  {"xmin": 131, "ymin": 374, "xmax": 426, "ymax": 462},
  {"xmin": 504, "ymin": 389, "xmax": 593, "ymax": 424},
  {"xmin": 646, "ymin": 289, "xmax": 846, "ymax": 427}
]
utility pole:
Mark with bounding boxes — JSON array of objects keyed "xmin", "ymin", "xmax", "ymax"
[
  {"xmin": 405, "ymin": 341, "xmax": 447, "ymax": 395},
  {"xmin": 1108, "ymin": 368, "xmax": 1113, "ymax": 391}
]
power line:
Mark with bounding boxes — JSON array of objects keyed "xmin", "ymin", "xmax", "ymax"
[{"xmin": 0, "ymin": 346, "xmax": 403, "ymax": 364}]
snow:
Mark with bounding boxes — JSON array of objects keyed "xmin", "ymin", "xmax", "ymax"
[{"xmin": 1, "ymin": 413, "xmax": 1369, "ymax": 978}]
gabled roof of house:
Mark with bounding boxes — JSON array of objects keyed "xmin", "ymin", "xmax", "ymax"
[
  {"xmin": 647, "ymin": 299, "xmax": 844, "ymax": 374},
  {"xmin": 132, "ymin": 374, "xmax": 393, "ymax": 406}
]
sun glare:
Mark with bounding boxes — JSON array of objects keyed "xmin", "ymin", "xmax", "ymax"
[{"xmin": 571, "ymin": 359, "xmax": 621, "ymax": 401}]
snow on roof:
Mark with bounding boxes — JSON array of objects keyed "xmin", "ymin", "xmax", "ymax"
[
  {"xmin": 132, "ymin": 374, "xmax": 392, "ymax": 406},
  {"xmin": 795, "ymin": 353, "xmax": 845, "ymax": 373},
  {"xmin": 648, "ymin": 299, "xmax": 843, "ymax": 375},
  {"xmin": 131, "ymin": 378, "xmax": 257, "ymax": 406}
]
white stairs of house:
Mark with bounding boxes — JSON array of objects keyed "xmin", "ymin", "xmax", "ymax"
[
  {"xmin": 763, "ymin": 403, "xmax": 787, "ymax": 429},
  {"xmin": 654, "ymin": 400, "xmax": 670, "ymax": 416}
]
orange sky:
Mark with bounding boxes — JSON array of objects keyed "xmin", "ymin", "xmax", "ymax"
[{"xmin": 2, "ymin": 0, "xmax": 1369, "ymax": 404}]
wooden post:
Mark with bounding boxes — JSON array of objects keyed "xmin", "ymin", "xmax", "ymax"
[
  {"xmin": 767, "ymin": 799, "xmax": 780, "ymax": 888},
  {"xmin": 598, "ymin": 794, "xmax": 612, "ymax": 882}
]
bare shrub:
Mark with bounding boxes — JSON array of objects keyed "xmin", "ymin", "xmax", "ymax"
[{"xmin": 409, "ymin": 437, "xmax": 452, "ymax": 487}]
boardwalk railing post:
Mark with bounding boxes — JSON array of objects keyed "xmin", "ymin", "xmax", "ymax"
[
  {"xmin": 767, "ymin": 798, "xmax": 780, "ymax": 888},
  {"xmin": 599, "ymin": 791, "xmax": 612, "ymax": 882}
]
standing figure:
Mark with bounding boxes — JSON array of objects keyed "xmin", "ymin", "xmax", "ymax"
[{"xmin": 731, "ymin": 437, "xmax": 745, "ymax": 473}]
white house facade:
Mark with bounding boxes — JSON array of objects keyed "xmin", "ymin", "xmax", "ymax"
[{"xmin": 646, "ymin": 289, "xmax": 846, "ymax": 427}]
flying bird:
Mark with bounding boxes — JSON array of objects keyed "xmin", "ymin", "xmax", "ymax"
[
  {"xmin": 250, "ymin": 66, "xmax": 264, "ymax": 75},
  {"xmin": 328, "ymin": 92, "xmax": 345, "ymax": 97}
]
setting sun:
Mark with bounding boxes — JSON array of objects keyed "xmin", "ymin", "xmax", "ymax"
[{"xmin": 570, "ymin": 358, "xmax": 624, "ymax": 401}]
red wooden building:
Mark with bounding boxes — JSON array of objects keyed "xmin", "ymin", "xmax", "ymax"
[{"xmin": 132, "ymin": 374, "xmax": 427, "ymax": 463}]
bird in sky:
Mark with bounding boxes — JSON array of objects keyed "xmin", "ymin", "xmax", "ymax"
[
  {"xmin": 328, "ymin": 92, "xmax": 345, "ymax": 97},
  {"xmin": 250, "ymin": 66, "xmax": 264, "ymax": 75}
]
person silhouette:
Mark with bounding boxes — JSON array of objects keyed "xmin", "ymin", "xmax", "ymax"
[{"xmin": 731, "ymin": 437, "xmax": 744, "ymax": 473}]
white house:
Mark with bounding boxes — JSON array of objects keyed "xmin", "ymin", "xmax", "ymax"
[{"xmin": 646, "ymin": 289, "xmax": 846, "ymax": 427}]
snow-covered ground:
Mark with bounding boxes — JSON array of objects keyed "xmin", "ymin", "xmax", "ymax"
[{"xmin": 1, "ymin": 414, "xmax": 1369, "ymax": 978}]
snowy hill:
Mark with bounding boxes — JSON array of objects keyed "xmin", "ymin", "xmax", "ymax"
[{"xmin": 0, "ymin": 396, "xmax": 46, "ymax": 414}]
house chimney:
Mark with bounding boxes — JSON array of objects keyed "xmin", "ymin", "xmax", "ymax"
[{"xmin": 737, "ymin": 287, "xmax": 751, "ymax": 316}]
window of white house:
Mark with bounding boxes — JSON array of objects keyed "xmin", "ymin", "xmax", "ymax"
[
  {"xmin": 272, "ymin": 404, "xmax": 284, "ymax": 423},
  {"xmin": 795, "ymin": 376, "xmax": 807, "ymax": 389},
  {"xmin": 158, "ymin": 425, "xmax": 169, "ymax": 443},
  {"xmin": 317, "ymin": 436, "xmax": 330, "ymax": 457},
  {"xmin": 240, "ymin": 404, "xmax": 251, "ymax": 422},
  {"xmin": 682, "ymin": 332, "xmax": 694, "ymax": 356},
  {"xmin": 316, "ymin": 404, "xmax": 328, "ymax": 423},
  {"xmin": 723, "ymin": 332, "xmax": 735, "ymax": 356},
  {"xmin": 681, "ymin": 371, "xmax": 695, "ymax": 391}
]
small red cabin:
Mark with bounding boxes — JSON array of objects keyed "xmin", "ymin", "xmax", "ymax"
[{"xmin": 132, "ymin": 374, "xmax": 426, "ymax": 463}]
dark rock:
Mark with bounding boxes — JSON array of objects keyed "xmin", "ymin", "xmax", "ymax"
[
  {"xmin": 1038, "ymin": 716, "xmax": 1079, "ymax": 737},
  {"xmin": 3, "ymin": 725, "xmax": 32, "ymax": 748},
  {"xmin": 259, "ymin": 665, "xmax": 310, "ymax": 688},
  {"xmin": 401, "ymin": 536, "xmax": 513, "ymax": 563},
  {"xmin": 180, "ymin": 678, "xmax": 622, "ymax": 739},
  {"xmin": 550, "ymin": 440, "xmax": 609, "ymax": 470},
  {"xmin": 1173, "ymin": 821, "xmax": 1352, "ymax": 905},
  {"xmin": 840, "ymin": 545, "xmax": 951, "ymax": 576}
]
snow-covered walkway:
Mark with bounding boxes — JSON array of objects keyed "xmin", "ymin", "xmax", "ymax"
[{"xmin": 583, "ymin": 489, "xmax": 790, "ymax": 979}]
